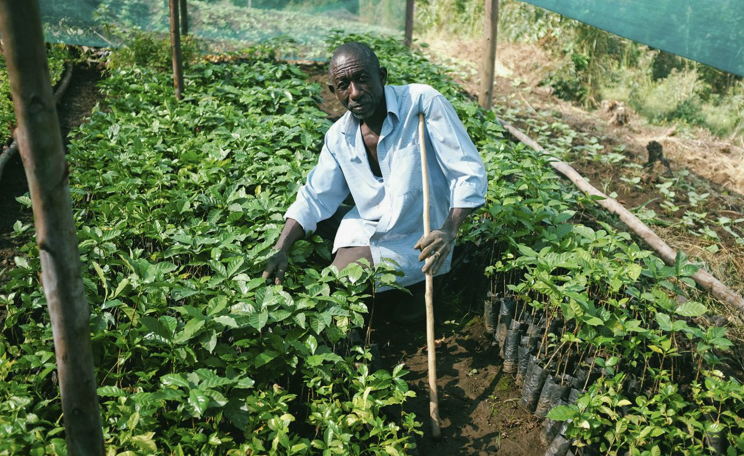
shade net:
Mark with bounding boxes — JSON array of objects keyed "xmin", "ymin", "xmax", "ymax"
[
  {"xmin": 39, "ymin": 0, "xmax": 405, "ymax": 59},
  {"xmin": 519, "ymin": 0, "xmax": 744, "ymax": 76}
]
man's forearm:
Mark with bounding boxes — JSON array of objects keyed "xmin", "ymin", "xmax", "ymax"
[
  {"xmin": 274, "ymin": 218, "xmax": 305, "ymax": 252},
  {"xmin": 439, "ymin": 207, "xmax": 475, "ymax": 237}
]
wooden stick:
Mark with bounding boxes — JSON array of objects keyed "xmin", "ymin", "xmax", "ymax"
[
  {"xmin": 0, "ymin": 1, "xmax": 104, "ymax": 454},
  {"xmin": 169, "ymin": 0, "xmax": 184, "ymax": 100},
  {"xmin": 419, "ymin": 113, "xmax": 442, "ymax": 439},
  {"xmin": 179, "ymin": 0, "xmax": 188, "ymax": 36},
  {"xmin": 478, "ymin": 0, "xmax": 499, "ymax": 110},
  {"xmin": 404, "ymin": 0, "xmax": 415, "ymax": 48},
  {"xmin": 499, "ymin": 117, "xmax": 744, "ymax": 321}
]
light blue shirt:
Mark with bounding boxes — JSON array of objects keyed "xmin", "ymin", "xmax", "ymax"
[{"xmin": 285, "ymin": 84, "xmax": 487, "ymax": 288}]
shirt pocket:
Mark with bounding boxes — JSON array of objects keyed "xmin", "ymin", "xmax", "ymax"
[{"xmin": 388, "ymin": 144, "xmax": 423, "ymax": 197}]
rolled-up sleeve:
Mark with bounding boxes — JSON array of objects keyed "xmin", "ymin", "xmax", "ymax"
[
  {"xmin": 424, "ymin": 94, "xmax": 487, "ymax": 209},
  {"xmin": 284, "ymin": 138, "xmax": 350, "ymax": 235}
]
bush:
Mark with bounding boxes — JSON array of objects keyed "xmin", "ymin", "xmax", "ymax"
[{"xmin": 107, "ymin": 30, "xmax": 201, "ymax": 71}]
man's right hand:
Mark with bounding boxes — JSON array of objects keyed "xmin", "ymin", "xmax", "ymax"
[
  {"xmin": 262, "ymin": 218, "xmax": 305, "ymax": 285},
  {"xmin": 262, "ymin": 249, "xmax": 289, "ymax": 285}
]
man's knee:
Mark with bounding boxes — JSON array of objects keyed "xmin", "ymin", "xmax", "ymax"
[{"xmin": 331, "ymin": 246, "xmax": 373, "ymax": 271}]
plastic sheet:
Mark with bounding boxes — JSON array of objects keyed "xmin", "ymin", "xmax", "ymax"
[
  {"xmin": 36, "ymin": 0, "xmax": 406, "ymax": 59},
  {"xmin": 520, "ymin": 358, "xmax": 549, "ymax": 412},
  {"xmin": 544, "ymin": 434, "xmax": 571, "ymax": 456},
  {"xmin": 541, "ymin": 399, "xmax": 566, "ymax": 445},
  {"xmin": 519, "ymin": 0, "xmax": 744, "ymax": 76},
  {"xmin": 503, "ymin": 329, "xmax": 521, "ymax": 373},
  {"xmin": 484, "ymin": 295, "xmax": 496, "ymax": 335},
  {"xmin": 535, "ymin": 376, "xmax": 569, "ymax": 417},
  {"xmin": 516, "ymin": 344, "xmax": 531, "ymax": 385},
  {"xmin": 495, "ymin": 298, "xmax": 515, "ymax": 348}
]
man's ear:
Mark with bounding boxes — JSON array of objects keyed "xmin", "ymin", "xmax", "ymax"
[
  {"xmin": 379, "ymin": 67, "xmax": 388, "ymax": 86},
  {"xmin": 328, "ymin": 84, "xmax": 335, "ymax": 95}
]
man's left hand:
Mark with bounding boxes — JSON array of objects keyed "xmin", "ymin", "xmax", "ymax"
[{"xmin": 414, "ymin": 229, "xmax": 455, "ymax": 275}]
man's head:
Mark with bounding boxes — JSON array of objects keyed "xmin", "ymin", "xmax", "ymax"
[{"xmin": 328, "ymin": 42, "xmax": 388, "ymax": 121}]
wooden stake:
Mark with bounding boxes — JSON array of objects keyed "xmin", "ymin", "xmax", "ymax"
[
  {"xmin": 478, "ymin": 0, "xmax": 499, "ymax": 110},
  {"xmin": 418, "ymin": 113, "xmax": 442, "ymax": 439},
  {"xmin": 405, "ymin": 0, "xmax": 415, "ymax": 48},
  {"xmin": 0, "ymin": 1, "xmax": 104, "ymax": 454},
  {"xmin": 179, "ymin": 0, "xmax": 188, "ymax": 36},
  {"xmin": 169, "ymin": 0, "xmax": 184, "ymax": 100}
]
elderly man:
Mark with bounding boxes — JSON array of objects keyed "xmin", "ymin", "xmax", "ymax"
[{"xmin": 263, "ymin": 42, "xmax": 487, "ymax": 323}]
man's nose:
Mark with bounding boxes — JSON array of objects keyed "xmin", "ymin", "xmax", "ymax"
[{"xmin": 349, "ymin": 81, "xmax": 361, "ymax": 99}]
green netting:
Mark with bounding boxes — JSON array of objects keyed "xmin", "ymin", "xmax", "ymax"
[
  {"xmin": 39, "ymin": 0, "xmax": 404, "ymax": 59},
  {"xmin": 519, "ymin": 0, "xmax": 744, "ymax": 76}
]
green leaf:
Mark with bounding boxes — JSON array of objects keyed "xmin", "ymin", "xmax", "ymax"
[
  {"xmin": 676, "ymin": 301, "xmax": 707, "ymax": 317},
  {"xmin": 188, "ymin": 388, "xmax": 210, "ymax": 418},
  {"xmin": 248, "ymin": 311, "xmax": 269, "ymax": 331},
  {"xmin": 161, "ymin": 373, "xmax": 190, "ymax": 388},
  {"xmin": 214, "ymin": 315, "xmax": 239, "ymax": 328},
  {"xmin": 132, "ymin": 432, "xmax": 157, "ymax": 453},
  {"xmin": 227, "ymin": 257, "xmax": 245, "ymax": 277},
  {"xmin": 255, "ymin": 350, "xmax": 279, "ymax": 367},
  {"xmin": 141, "ymin": 316, "xmax": 174, "ymax": 342},
  {"xmin": 547, "ymin": 404, "xmax": 578, "ymax": 421},
  {"xmin": 175, "ymin": 318, "xmax": 205, "ymax": 343},
  {"xmin": 98, "ymin": 385, "xmax": 127, "ymax": 397},
  {"xmin": 655, "ymin": 313, "xmax": 673, "ymax": 332}
]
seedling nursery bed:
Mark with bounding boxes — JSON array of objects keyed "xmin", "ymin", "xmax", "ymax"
[{"xmin": 1, "ymin": 34, "xmax": 744, "ymax": 456}]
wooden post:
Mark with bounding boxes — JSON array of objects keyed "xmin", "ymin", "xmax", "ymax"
[
  {"xmin": 404, "ymin": 0, "xmax": 415, "ymax": 48},
  {"xmin": 0, "ymin": 1, "xmax": 104, "ymax": 455},
  {"xmin": 169, "ymin": 0, "xmax": 184, "ymax": 100},
  {"xmin": 179, "ymin": 0, "xmax": 188, "ymax": 36},
  {"xmin": 478, "ymin": 0, "xmax": 499, "ymax": 110}
]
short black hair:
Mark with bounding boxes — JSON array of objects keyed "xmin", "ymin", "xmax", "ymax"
[{"xmin": 329, "ymin": 42, "xmax": 380, "ymax": 79}]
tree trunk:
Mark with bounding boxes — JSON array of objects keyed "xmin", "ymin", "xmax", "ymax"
[
  {"xmin": 0, "ymin": 1, "xmax": 104, "ymax": 454},
  {"xmin": 499, "ymin": 118, "xmax": 744, "ymax": 320},
  {"xmin": 404, "ymin": 0, "xmax": 415, "ymax": 48},
  {"xmin": 169, "ymin": 0, "xmax": 184, "ymax": 100},
  {"xmin": 478, "ymin": 0, "xmax": 499, "ymax": 110}
]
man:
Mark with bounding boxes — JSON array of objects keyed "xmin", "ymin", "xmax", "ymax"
[{"xmin": 262, "ymin": 42, "xmax": 487, "ymax": 322}]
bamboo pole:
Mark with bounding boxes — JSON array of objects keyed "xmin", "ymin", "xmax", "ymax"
[
  {"xmin": 404, "ymin": 0, "xmax": 415, "ymax": 48},
  {"xmin": 169, "ymin": 0, "xmax": 184, "ymax": 100},
  {"xmin": 0, "ymin": 1, "xmax": 104, "ymax": 454},
  {"xmin": 478, "ymin": 0, "xmax": 499, "ymax": 110},
  {"xmin": 499, "ymin": 118, "xmax": 744, "ymax": 320},
  {"xmin": 418, "ymin": 113, "xmax": 442, "ymax": 439},
  {"xmin": 179, "ymin": 0, "xmax": 188, "ymax": 36}
]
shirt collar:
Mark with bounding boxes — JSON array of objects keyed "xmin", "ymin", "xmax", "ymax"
[{"xmin": 342, "ymin": 85, "xmax": 399, "ymax": 137}]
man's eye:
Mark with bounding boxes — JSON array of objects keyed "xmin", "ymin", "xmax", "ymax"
[
  {"xmin": 358, "ymin": 75, "xmax": 368, "ymax": 82},
  {"xmin": 338, "ymin": 83, "xmax": 349, "ymax": 90}
]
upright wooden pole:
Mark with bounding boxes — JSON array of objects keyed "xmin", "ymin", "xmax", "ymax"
[
  {"xmin": 478, "ymin": 0, "xmax": 499, "ymax": 110},
  {"xmin": 0, "ymin": 1, "xmax": 104, "ymax": 454},
  {"xmin": 418, "ymin": 113, "xmax": 442, "ymax": 439},
  {"xmin": 169, "ymin": 0, "xmax": 184, "ymax": 100},
  {"xmin": 404, "ymin": 0, "xmax": 415, "ymax": 48},
  {"xmin": 179, "ymin": 0, "xmax": 188, "ymax": 36}
]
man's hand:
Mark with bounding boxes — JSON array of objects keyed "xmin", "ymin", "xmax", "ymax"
[
  {"xmin": 262, "ymin": 218, "xmax": 305, "ymax": 285},
  {"xmin": 414, "ymin": 229, "xmax": 455, "ymax": 275},
  {"xmin": 262, "ymin": 249, "xmax": 289, "ymax": 285}
]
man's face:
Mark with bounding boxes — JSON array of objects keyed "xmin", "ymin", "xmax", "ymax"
[{"xmin": 329, "ymin": 53, "xmax": 387, "ymax": 120}]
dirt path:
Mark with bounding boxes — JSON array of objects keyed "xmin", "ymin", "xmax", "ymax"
[{"xmin": 0, "ymin": 64, "xmax": 103, "ymax": 282}]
